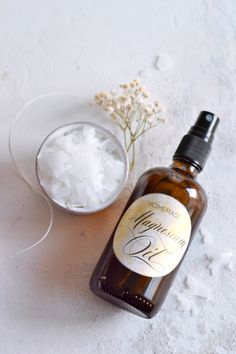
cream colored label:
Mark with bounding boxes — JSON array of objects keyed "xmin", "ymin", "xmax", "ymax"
[{"xmin": 113, "ymin": 193, "xmax": 191, "ymax": 277}]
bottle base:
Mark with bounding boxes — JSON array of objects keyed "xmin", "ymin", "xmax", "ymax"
[{"xmin": 90, "ymin": 285, "xmax": 156, "ymax": 319}]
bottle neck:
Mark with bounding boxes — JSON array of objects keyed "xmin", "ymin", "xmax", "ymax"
[{"xmin": 170, "ymin": 159, "xmax": 200, "ymax": 178}]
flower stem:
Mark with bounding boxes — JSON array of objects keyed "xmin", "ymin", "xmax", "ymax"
[{"xmin": 130, "ymin": 142, "xmax": 135, "ymax": 170}]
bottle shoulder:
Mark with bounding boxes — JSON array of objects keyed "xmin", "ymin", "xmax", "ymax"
[
  {"xmin": 141, "ymin": 166, "xmax": 206, "ymax": 191},
  {"xmin": 137, "ymin": 166, "xmax": 207, "ymax": 212}
]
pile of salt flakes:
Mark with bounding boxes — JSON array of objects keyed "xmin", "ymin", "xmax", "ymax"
[{"xmin": 37, "ymin": 125, "xmax": 125, "ymax": 210}]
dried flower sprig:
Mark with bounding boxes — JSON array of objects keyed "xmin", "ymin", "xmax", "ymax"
[{"xmin": 94, "ymin": 79, "xmax": 165, "ymax": 169}]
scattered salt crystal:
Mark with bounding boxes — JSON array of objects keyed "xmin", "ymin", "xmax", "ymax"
[
  {"xmin": 149, "ymin": 322, "xmax": 156, "ymax": 330},
  {"xmin": 205, "ymin": 251, "xmax": 233, "ymax": 275},
  {"xmin": 175, "ymin": 274, "xmax": 212, "ymax": 314},
  {"xmin": 37, "ymin": 125, "xmax": 125, "ymax": 210},
  {"xmin": 154, "ymin": 54, "xmax": 173, "ymax": 71},
  {"xmin": 138, "ymin": 67, "xmax": 153, "ymax": 78},
  {"xmin": 184, "ymin": 275, "xmax": 212, "ymax": 299},
  {"xmin": 175, "ymin": 289, "xmax": 195, "ymax": 313},
  {"xmin": 199, "ymin": 228, "xmax": 213, "ymax": 245}
]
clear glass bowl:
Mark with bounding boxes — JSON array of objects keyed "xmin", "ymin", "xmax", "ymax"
[{"xmin": 35, "ymin": 121, "xmax": 129, "ymax": 214}]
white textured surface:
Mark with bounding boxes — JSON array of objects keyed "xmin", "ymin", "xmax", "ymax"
[{"xmin": 1, "ymin": 1, "xmax": 236, "ymax": 353}]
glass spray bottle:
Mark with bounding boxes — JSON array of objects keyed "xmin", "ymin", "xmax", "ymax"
[{"xmin": 90, "ymin": 111, "xmax": 220, "ymax": 318}]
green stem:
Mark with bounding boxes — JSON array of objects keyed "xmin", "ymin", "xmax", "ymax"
[
  {"xmin": 123, "ymin": 129, "xmax": 128, "ymax": 150},
  {"xmin": 135, "ymin": 123, "xmax": 159, "ymax": 140},
  {"xmin": 115, "ymin": 122, "xmax": 126, "ymax": 130},
  {"xmin": 126, "ymin": 138, "xmax": 133, "ymax": 152},
  {"xmin": 134, "ymin": 113, "xmax": 149, "ymax": 136},
  {"xmin": 130, "ymin": 142, "xmax": 135, "ymax": 170}
]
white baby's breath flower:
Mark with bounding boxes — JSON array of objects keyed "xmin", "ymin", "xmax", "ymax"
[
  {"xmin": 107, "ymin": 107, "xmax": 114, "ymax": 113},
  {"xmin": 94, "ymin": 79, "xmax": 165, "ymax": 169}
]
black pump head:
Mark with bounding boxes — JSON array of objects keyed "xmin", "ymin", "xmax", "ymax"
[{"xmin": 173, "ymin": 111, "xmax": 220, "ymax": 171}]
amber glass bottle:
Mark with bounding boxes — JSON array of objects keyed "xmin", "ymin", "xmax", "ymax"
[{"xmin": 90, "ymin": 111, "xmax": 219, "ymax": 318}]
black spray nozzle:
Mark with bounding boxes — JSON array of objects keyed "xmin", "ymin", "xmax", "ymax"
[
  {"xmin": 173, "ymin": 111, "xmax": 220, "ymax": 171},
  {"xmin": 188, "ymin": 111, "xmax": 220, "ymax": 144}
]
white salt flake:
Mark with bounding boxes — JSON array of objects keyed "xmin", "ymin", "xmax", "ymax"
[
  {"xmin": 185, "ymin": 275, "xmax": 212, "ymax": 299},
  {"xmin": 104, "ymin": 139, "xmax": 119, "ymax": 154},
  {"xmin": 205, "ymin": 251, "xmax": 233, "ymax": 276},
  {"xmin": 175, "ymin": 289, "xmax": 195, "ymax": 313},
  {"xmin": 175, "ymin": 274, "xmax": 212, "ymax": 315},
  {"xmin": 154, "ymin": 54, "xmax": 173, "ymax": 71},
  {"xmin": 138, "ymin": 67, "xmax": 153, "ymax": 78},
  {"xmin": 199, "ymin": 228, "xmax": 213, "ymax": 245},
  {"xmin": 82, "ymin": 126, "xmax": 96, "ymax": 142},
  {"xmin": 54, "ymin": 134, "xmax": 75, "ymax": 151}
]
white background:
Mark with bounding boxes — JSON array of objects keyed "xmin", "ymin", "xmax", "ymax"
[{"xmin": 1, "ymin": 1, "xmax": 236, "ymax": 353}]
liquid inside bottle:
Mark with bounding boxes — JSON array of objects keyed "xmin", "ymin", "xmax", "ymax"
[{"xmin": 89, "ymin": 111, "xmax": 219, "ymax": 318}]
